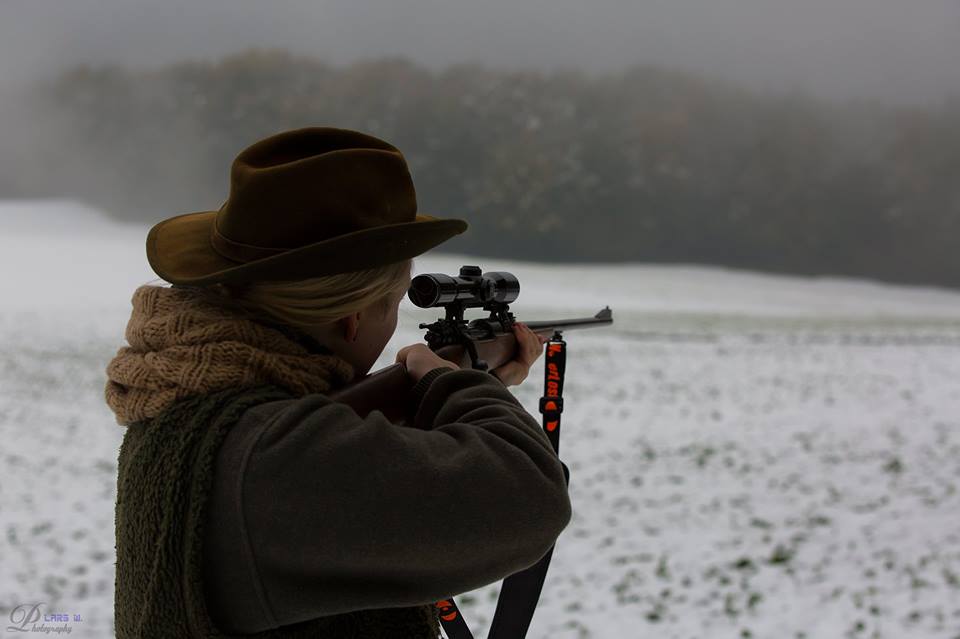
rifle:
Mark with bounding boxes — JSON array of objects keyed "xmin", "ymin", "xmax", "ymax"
[{"xmin": 326, "ymin": 265, "xmax": 613, "ymax": 427}]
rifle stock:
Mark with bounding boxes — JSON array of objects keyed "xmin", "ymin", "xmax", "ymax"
[{"xmin": 325, "ymin": 306, "xmax": 612, "ymax": 428}]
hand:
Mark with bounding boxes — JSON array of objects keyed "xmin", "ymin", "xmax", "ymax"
[
  {"xmin": 490, "ymin": 322, "xmax": 549, "ymax": 387},
  {"xmin": 395, "ymin": 343, "xmax": 460, "ymax": 384}
]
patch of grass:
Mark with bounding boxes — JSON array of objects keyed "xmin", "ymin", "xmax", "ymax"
[
  {"xmin": 732, "ymin": 557, "xmax": 755, "ymax": 571},
  {"xmin": 807, "ymin": 514, "xmax": 831, "ymax": 527},
  {"xmin": 695, "ymin": 446, "xmax": 716, "ymax": 468},
  {"xmin": 944, "ymin": 568, "xmax": 960, "ymax": 588},
  {"xmin": 655, "ymin": 555, "xmax": 670, "ymax": 580},
  {"xmin": 724, "ymin": 593, "xmax": 739, "ymax": 618},
  {"xmin": 768, "ymin": 545, "xmax": 794, "ymax": 565},
  {"xmin": 645, "ymin": 603, "xmax": 665, "ymax": 622},
  {"xmin": 882, "ymin": 457, "xmax": 904, "ymax": 474}
]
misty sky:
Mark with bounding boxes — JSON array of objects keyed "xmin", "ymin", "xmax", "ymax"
[{"xmin": 1, "ymin": 0, "xmax": 959, "ymax": 104}]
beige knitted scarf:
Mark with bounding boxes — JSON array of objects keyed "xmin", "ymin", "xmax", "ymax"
[{"xmin": 104, "ymin": 284, "xmax": 356, "ymax": 426}]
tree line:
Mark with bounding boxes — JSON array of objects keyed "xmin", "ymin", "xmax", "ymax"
[{"xmin": 10, "ymin": 48, "xmax": 960, "ymax": 288}]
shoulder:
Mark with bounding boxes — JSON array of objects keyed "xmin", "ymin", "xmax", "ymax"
[
  {"xmin": 215, "ymin": 390, "xmax": 339, "ymax": 466},
  {"xmin": 231, "ymin": 390, "xmax": 338, "ymax": 433}
]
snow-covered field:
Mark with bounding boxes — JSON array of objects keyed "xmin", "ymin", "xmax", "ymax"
[{"xmin": 2, "ymin": 199, "xmax": 959, "ymax": 638}]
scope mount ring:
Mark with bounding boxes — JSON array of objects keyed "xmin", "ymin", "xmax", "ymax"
[{"xmin": 418, "ymin": 299, "xmax": 517, "ymax": 371}]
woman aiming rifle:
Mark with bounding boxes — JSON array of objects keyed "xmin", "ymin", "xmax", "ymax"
[{"xmin": 104, "ymin": 127, "xmax": 571, "ymax": 638}]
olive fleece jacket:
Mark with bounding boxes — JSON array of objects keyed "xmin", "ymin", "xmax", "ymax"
[{"xmin": 202, "ymin": 366, "xmax": 573, "ymax": 634}]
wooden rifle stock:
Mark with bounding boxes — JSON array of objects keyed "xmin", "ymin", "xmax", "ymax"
[{"xmin": 325, "ymin": 306, "xmax": 613, "ymax": 428}]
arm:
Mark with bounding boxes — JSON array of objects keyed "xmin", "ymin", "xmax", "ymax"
[{"xmin": 203, "ymin": 367, "xmax": 571, "ymax": 633}]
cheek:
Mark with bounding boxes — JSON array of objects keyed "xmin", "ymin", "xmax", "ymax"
[
  {"xmin": 382, "ymin": 316, "xmax": 398, "ymax": 345},
  {"xmin": 376, "ymin": 308, "xmax": 399, "ymax": 344}
]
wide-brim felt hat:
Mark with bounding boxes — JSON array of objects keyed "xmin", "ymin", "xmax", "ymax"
[{"xmin": 146, "ymin": 126, "xmax": 469, "ymax": 286}]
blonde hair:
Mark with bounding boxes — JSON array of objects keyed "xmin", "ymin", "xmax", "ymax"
[{"xmin": 177, "ymin": 258, "xmax": 414, "ymax": 331}]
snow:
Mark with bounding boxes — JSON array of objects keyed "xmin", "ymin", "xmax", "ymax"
[{"xmin": 1, "ymin": 199, "xmax": 959, "ymax": 638}]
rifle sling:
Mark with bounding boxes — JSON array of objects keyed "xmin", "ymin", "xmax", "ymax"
[{"xmin": 437, "ymin": 332, "xmax": 570, "ymax": 639}]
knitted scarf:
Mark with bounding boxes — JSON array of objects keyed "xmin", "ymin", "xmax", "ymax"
[{"xmin": 104, "ymin": 284, "xmax": 356, "ymax": 426}]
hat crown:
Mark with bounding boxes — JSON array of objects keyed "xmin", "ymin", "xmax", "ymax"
[{"xmin": 214, "ymin": 128, "xmax": 418, "ymax": 255}]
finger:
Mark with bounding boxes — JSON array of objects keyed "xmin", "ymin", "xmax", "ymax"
[
  {"xmin": 522, "ymin": 341, "xmax": 540, "ymax": 364},
  {"xmin": 514, "ymin": 325, "xmax": 543, "ymax": 359},
  {"xmin": 514, "ymin": 324, "xmax": 528, "ymax": 344},
  {"xmin": 524, "ymin": 325, "xmax": 546, "ymax": 343},
  {"xmin": 529, "ymin": 343, "xmax": 543, "ymax": 363},
  {"xmin": 522, "ymin": 328, "xmax": 537, "ymax": 348},
  {"xmin": 526, "ymin": 331, "xmax": 540, "ymax": 346},
  {"xmin": 518, "ymin": 332, "xmax": 537, "ymax": 357}
]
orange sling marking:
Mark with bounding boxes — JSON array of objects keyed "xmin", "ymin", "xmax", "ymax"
[{"xmin": 434, "ymin": 599, "xmax": 458, "ymax": 621}]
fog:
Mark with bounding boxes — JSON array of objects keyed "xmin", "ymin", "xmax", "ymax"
[
  {"xmin": 1, "ymin": 0, "xmax": 959, "ymax": 105},
  {"xmin": 1, "ymin": 0, "xmax": 959, "ymax": 288}
]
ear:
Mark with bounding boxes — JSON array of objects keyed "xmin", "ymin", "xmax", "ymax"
[{"xmin": 339, "ymin": 313, "xmax": 361, "ymax": 341}]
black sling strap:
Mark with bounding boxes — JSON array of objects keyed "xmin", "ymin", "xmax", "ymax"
[{"xmin": 436, "ymin": 331, "xmax": 570, "ymax": 639}]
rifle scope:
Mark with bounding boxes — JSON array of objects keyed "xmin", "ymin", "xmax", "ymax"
[{"xmin": 408, "ymin": 265, "xmax": 519, "ymax": 309}]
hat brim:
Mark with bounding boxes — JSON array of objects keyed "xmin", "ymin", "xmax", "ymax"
[{"xmin": 146, "ymin": 210, "xmax": 468, "ymax": 286}]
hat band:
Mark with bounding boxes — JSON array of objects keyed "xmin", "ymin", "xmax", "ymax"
[{"xmin": 210, "ymin": 220, "xmax": 289, "ymax": 263}]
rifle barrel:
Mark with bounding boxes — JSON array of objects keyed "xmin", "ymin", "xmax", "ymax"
[{"xmin": 521, "ymin": 306, "xmax": 613, "ymax": 332}]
